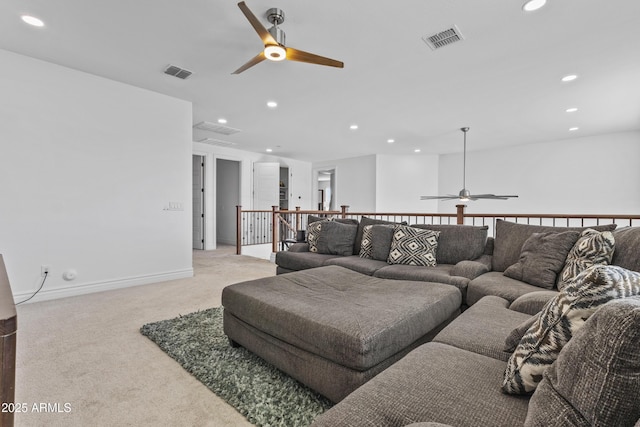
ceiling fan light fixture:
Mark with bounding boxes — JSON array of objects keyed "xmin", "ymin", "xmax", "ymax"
[
  {"xmin": 264, "ymin": 45, "xmax": 286, "ymax": 61},
  {"xmin": 522, "ymin": 0, "xmax": 547, "ymax": 12}
]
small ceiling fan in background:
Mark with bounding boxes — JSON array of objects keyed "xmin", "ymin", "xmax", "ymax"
[
  {"xmin": 421, "ymin": 127, "xmax": 519, "ymax": 202},
  {"xmin": 232, "ymin": 1, "xmax": 344, "ymax": 74}
]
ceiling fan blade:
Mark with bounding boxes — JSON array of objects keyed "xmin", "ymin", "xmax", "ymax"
[
  {"xmin": 472, "ymin": 194, "xmax": 519, "ymax": 200},
  {"xmin": 420, "ymin": 195, "xmax": 459, "ymax": 200},
  {"xmin": 285, "ymin": 47, "xmax": 344, "ymax": 68},
  {"xmin": 237, "ymin": 1, "xmax": 278, "ymax": 46},
  {"xmin": 232, "ymin": 51, "xmax": 266, "ymax": 74}
]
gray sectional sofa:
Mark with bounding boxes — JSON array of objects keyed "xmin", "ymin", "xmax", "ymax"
[
  {"xmin": 276, "ymin": 216, "xmax": 633, "ymax": 308},
  {"xmin": 269, "ymin": 216, "xmax": 640, "ymax": 426},
  {"xmin": 312, "ymin": 294, "xmax": 640, "ymax": 426}
]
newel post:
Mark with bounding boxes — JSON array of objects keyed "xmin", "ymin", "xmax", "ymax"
[
  {"xmin": 295, "ymin": 206, "xmax": 301, "ymax": 231},
  {"xmin": 272, "ymin": 206, "xmax": 279, "ymax": 253},
  {"xmin": 340, "ymin": 205, "xmax": 349, "ymax": 218},
  {"xmin": 236, "ymin": 205, "xmax": 242, "ymax": 255},
  {"xmin": 456, "ymin": 204, "xmax": 466, "ymax": 225}
]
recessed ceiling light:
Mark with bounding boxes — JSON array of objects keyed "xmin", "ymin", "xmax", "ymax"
[
  {"xmin": 267, "ymin": 101, "xmax": 278, "ymax": 108},
  {"xmin": 266, "ymin": 148, "xmax": 273, "ymax": 153},
  {"xmin": 387, "ymin": 139, "xmax": 395, "ymax": 144},
  {"xmin": 565, "ymin": 108, "xmax": 578, "ymax": 113},
  {"xmin": 522, "ymin": 0, "xmax": 547, "ymax": 12},
  {"xmin": 561, "ymin": 74, "xmax": 578, "ymax": 82},
  {"xmin": 350, "ymin": 124, "xmax": 358, "ymax": 130},
  {"xmin": 217, "ymin": 118, "xmax": 227, "ymax": 124},
  {"xmin": 414, "ymin": 149, "xmax": 421, "ymax": 153},
  {"xmin": 569, "ymin": 127, "xmax": 579, "ymax": 131},
  {"xmin": 21, "ymin": 15, "xmax": 44, "ymax": 27}
]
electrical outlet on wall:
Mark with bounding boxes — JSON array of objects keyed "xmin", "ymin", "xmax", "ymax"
[{"xmin": 41, "ymin": 265, "xmax": 50, "ymax": 276}]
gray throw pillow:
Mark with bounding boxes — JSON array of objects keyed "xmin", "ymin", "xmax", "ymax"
[
  {"xmin": 524, "ymin": 297, "xmax": 640, "ymax": 426},
  {"xmin": 354, "ymin": 217, "xmax": 406, "ymax": 255},
  {"xmin": 359, "ymin": 225, "xmax": 394, "ymax": 261},
  {"xmin": 308, "ymin": 215, "xmax": 358, "ymax": 226},
  {"xmin": 315, "ymin": 221, "xmax": 358, "ymax": 256},
  {"xmin": 503, "ymin": 231, "xmax": 580, "ymax": 289},
  {"xmin": 411, "ymin": 224, "xmax": 488, "ymax": 264},
  {"xmin": 611, "ymin": 226, "xmax": 640, "ymax": 273},
  {"xmin": 492, "ymin": 220, "xmax": 617, "ymax": 272}
]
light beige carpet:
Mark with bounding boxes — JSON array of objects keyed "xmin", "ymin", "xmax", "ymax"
[{"xmin": 14, "ymin": 247, "xmax": 276, "ymax": 427}]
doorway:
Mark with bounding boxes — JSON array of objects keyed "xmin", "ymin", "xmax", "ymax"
[
  {"xmin": 216, "ymin": 158, "xmax": 241, "ymax": 246},
  {"xmin": 192, "ymin": 155, "xmax": 205, "ymax": 250},
  {"xmin": 317, "ymin": 169, "xmax": 335, "ymax": 211}
]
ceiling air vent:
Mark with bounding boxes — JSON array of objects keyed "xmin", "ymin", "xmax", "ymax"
[
  {"xmin": 164, "ymin": 64, "xmax": 193, "ymax": 79},
  {"xmin": 196, "ymin": 137, "xmax": 237, "ymax": 147},
  {"xmin": 422, "ymin": 26, "xmax": 464, "ymax": 50},
  {"xmin": 193, "ymin": 121, "xmax": 241, "ymax": 135}
]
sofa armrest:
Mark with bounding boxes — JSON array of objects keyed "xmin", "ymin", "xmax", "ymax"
[
  {"xmin": 451, "ymin": 258, "xmax": 491, "ymax": 280},
  {"xmin": 509, "ymin": 290, "xmax": 558, "ymax": 315},
  {"xmin": 287, "ymin": 243, "xmax": 310, "ymax": 253}
]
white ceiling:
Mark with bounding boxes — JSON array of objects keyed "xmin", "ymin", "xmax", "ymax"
[{"xmin": 1, "ymin": 0, "xmax": 639, "ymax": 162}]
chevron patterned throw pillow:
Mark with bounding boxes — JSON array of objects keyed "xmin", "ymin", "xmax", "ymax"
[
  {"xmin": 556, "ymin": 228, "xmax": 615, "ymax": 291},
  {"xmin": 387, "ymin": 225, "xmax": 440, "ymax": 267},
  {"xmin": 502, "ymin": 264, "xmax": 640, "ymax": 395}
]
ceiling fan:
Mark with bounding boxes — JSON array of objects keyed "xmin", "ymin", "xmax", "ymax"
[
  {"xmin": 232, "ymin": 1, "xmax": 344, "ymax": 74},
  {"xmin": 421, "ymin": 127, "xmax": 519, "ymax": 202}
]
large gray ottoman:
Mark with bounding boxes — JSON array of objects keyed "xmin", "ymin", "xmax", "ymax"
[{"xmin": 221, "ymin": 265, "xmax": 462, "ymax": 402}]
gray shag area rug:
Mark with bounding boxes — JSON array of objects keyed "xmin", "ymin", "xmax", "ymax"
[{"xmin": 140, "ymin": 307, "xmax": 333, "ymax": 426}]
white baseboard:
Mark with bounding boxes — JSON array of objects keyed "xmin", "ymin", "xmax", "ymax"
[{"xmin": 14, "ymin": 268, "xmax": 194, "ymax": 304}]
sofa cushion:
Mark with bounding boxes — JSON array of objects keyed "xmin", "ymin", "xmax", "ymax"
[
  {"xmin": 502, "ymin": 265, "xmax": 640, "ymax": 394},
  {"xmin": 275, "ymin": 251, "xmax": 341, "ymax": 271},
  {"xmin": 311, "ymin": 342, "xmax": 530, "ymax": 427},
  {"xmin": 434, "ymin": 295, "xmax": 532, "ymax": 362},
  {"xmin": 612, "ymin": 226, "xmax": 640, "ymax": 272},
  {"xmin": 492, "ymin": 220, "xmax": 617, "ymax": 272},
  {"xmin": 411, "ymin": 224, "xmax": 488, "ymax": 264},
  {"xmin": 373, "ymin": 264, "xmax": 470, "ymax": 297},
  {"xmin": 315, "ymin": 221, "xmax": 358, "ymax": 256},
  {"xmin": 388, "ymin": 225, "xmax": 440, "ymax": 267},
  {"xmin": 467, "ymin": 271, "xmax": 547, "ymax": 306},
  {"xmin": 451, "ymin": 259, "xmax": 491, "ymax": 281},
  {"xmin": 508, "ymin": 290, "xmax": 558, "ymax": 315},
  {"xmin": 354, "ymin": 216, "xmax": 406, "ymax": 255},
  {"xmin": 359, "ymin": 224, "xmax": 394, "ymax": 261},
  {"xmin": 503, "ymin": 231, "xmax": 580, "ymax": 289},
  {"xmin": 557, "ymin": 228, "xmax": 615, "ymax": 291},
  {"xmin": 524, "ymin": 297, "xmax": 640, "ymax": 427}
]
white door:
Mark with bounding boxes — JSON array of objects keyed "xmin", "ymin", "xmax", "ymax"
[
  {"xmin": 192, "ymin": 155, "xmax": 205, "ymax": 249},
  {"xmin": 253, "ymin": 162, "xmax": 280, "ymax": 210}
]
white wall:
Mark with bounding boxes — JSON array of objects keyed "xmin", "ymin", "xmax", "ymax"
[
  {"xmin": 313, "ymin": 155, "xmax": 377, "ymax": 212},
  {"xmin": 438, "ymin": 131, "xmax": 640, "ymax": 215},
  {"xmin": 0, "ymin": 50, "xmax": 193, "ymax": 302},
  {"xmin": 375, "ymin": 155, "xmax": 439, "ymax": 213}
]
